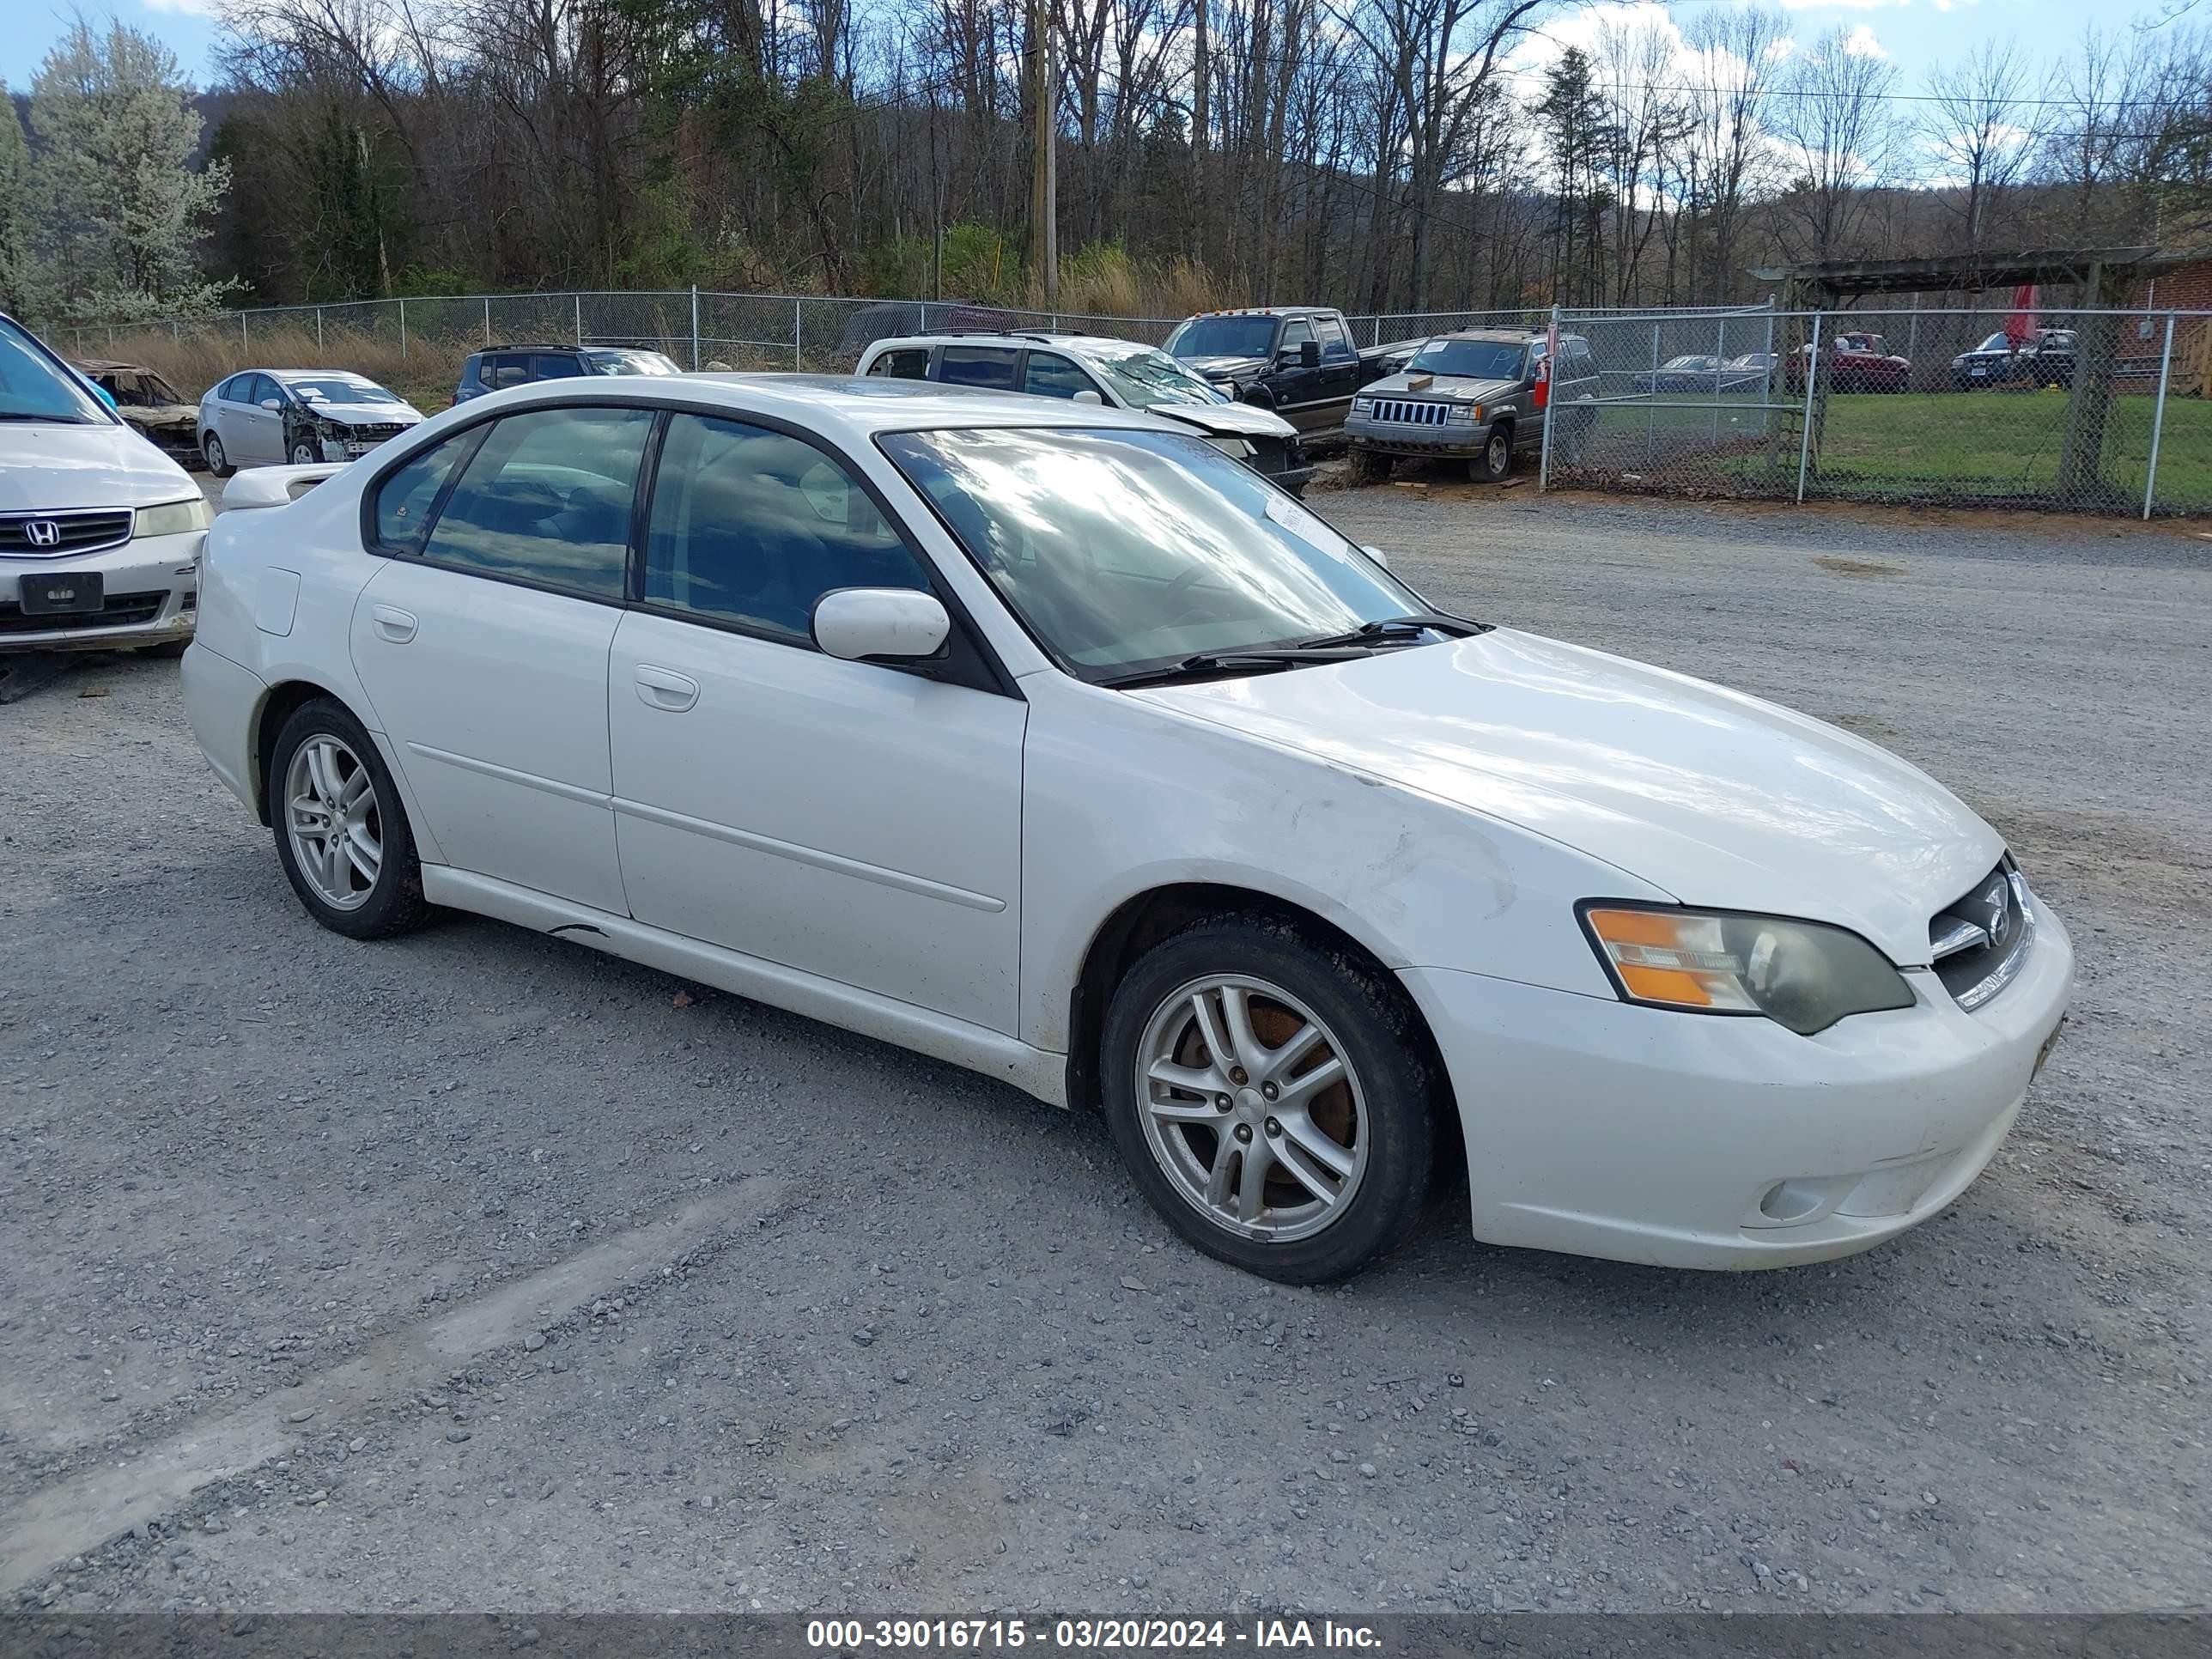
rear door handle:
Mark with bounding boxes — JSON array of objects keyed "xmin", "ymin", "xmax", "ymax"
[
  {"xmin": 370, "ymin": 604, "xmax": 416, "ymax": 643},
  {"xmin": 633, "ymin": 664, "xmax": 699, "ymax": 712}
]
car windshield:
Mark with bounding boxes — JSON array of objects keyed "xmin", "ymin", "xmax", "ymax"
[
  {"xmin": 1090, "ymin": 347, "xmax": 1229, "ymax": 409},
  {"xmin": 1166, "ymin": 316, "xmax": 1280, "ymax": 361},
  {"xmin": 586, "ymin": 349, "xmax": 681, "ymax": 376},
  {"xmin": 288, "ymin": 377, "xmax": 398, "ymax": 404},
  {"xmin": 881, "ymin": 427, "xmax": 1425, "ymax": 681},
  {"xmin": 1727, "ymin": 353, "xmax": 1772, "ymax": 368},
  {"xmin": 1976, "ymin": 333, "xmax": 2011, "ymax": 353},
  {"xmin": 1662, "ymin": 356, "xmax": 1715, "ymax": 370},
  {"xmin": 0, "ymin": 319, "xmax": 110, "ymax": 424},
  {"xmin": 1407, "ymin": 338, "xmax": 1526, "ymax": 379}
]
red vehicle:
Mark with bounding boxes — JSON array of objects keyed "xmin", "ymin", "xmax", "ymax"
[{"xmin": 1787, "ymin": 330, "xmax": 1911, "ymax": 394}]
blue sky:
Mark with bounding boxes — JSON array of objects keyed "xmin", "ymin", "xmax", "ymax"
[{"xmin": 0, "ymin": 0, "xmax": 2184, "ymax": 94}]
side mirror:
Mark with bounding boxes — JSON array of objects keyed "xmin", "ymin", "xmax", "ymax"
[
  {"xmin": 1070, "ymin": 388, "xmax": 1104, "ymax": 405},
  {"xmin": 1299, "ymin": 340, "xmax": 1322, "ymax": 370},
  {"xmin": 1360, "ymin": 544, "xmax": 1389, "ymax": 570},
  {"xmin": 260, "ymin": 398, "xmax": 283, "ymax": 411},
  {"xmin": 812, "ymin": 587, "xmax": 951, "ymax": 663}
]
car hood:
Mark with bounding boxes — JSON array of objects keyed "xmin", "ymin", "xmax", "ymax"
[
  {"xmin": 1132, "ymin": 629, "xmax": 2002, "ymax": 964},
  {"xmin": 1149, "ymin": 400, "xmax": 1299, "ymax": 441},
  {"xmin": 117, "ymin": 404, "xmax": 199, "ymax": 428},
  {"xmin": 0, "ymin": 420, "xmax": 197, "ymax": 511},
  {"xmin": 1361, "ymin": 372, "xmax": 1518, "ymax": 400},
  {"xmin": 1178, "ymin": 354, "xmax": 1267, "ymax": 383},
  {"xmin": 304, "ymin": 402, "xmax": 423, "ymax": 428}
]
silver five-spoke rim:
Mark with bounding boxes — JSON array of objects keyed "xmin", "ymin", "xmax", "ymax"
[
  {"xmin": 1136, "ymin": 975, "xmax": 1369, "ymax": 1243},
  {"xmin": 285, "ymin": 736, "xmax": 382, "ymax": 910},
  {"xmin": 1486, "ymin": 432, "xmax": 1508, "ymax": 473}
]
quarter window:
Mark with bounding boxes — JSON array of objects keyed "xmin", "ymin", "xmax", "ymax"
[
  {"xmin": 642, "ymin": 413, "xmax": 929, "ymax": 641},
  {"xmin": 415, "ymin": 406, "xmax": 652, "ymax": 599},
  {"xmin": 939, "ymin": 347, "xmax": 1018, "ymax": 390},
  {"xmin": 371, "ymin": 429, "xmax": 483, "ymax": 555},
  {"xmin": 866, "ymin": 348, "xmax": 931, "ymax": 380}
]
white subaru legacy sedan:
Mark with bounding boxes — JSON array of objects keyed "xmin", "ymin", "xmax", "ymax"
[{"xmin": 179, "ymin": 375, "xmax": 2071, "ymax": 1283}]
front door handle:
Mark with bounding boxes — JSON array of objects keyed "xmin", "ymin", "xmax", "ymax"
[
  {"xmin": 633, "ymin": 664, "xmax": 699, "ymax": 712},
  {"xmin": 370, "ymin": 604, "xmax": 417, "ymax": 643}
]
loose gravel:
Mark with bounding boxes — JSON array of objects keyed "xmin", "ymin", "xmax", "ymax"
[{"xmin": 1, "ymin": 480, "xmax": 2205, "ymax": 1615}]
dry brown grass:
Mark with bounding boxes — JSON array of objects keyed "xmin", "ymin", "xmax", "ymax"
[{"xmin": 87, "ymin": 324, "xmax": 472, "ymax": 411}]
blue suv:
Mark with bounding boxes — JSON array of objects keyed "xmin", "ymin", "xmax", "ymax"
[{"xmin": 453, "ymin": 344, "xmax": 684, "ymax": 403}]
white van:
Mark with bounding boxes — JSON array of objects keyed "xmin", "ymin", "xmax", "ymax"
[{"xmin": 2, "ymin": 312, "xmax": 210, "ymax": 654}]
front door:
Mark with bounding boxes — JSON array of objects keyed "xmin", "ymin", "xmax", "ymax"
[
  {"xmin": 606, "ymin": 411, "xmax": 1027, "ymax": 1032},
  {"xmin": 349, "ymin": 404, "xmax": 654, "ymax": 915}
]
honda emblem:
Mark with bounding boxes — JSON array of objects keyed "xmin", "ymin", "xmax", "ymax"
[{"xmin": 23, "ymin": 519, "xmax": 62, "ymax": 548}]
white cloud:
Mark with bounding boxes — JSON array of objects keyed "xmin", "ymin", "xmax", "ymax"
[
  {"xmin": 1840, "ymin": 22, "xmax": 1889, "ymax": 58},
  {"xmin": 1779, "ymin": 0, "xmax": 1907, "ymax": 10},
  {"xmin": 142, "ymin": 0, "xmax": 222, "ymax": 15}
]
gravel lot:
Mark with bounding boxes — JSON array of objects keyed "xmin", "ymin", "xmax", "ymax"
[{"xmin": 2, "ymin": 479, "xmax": 2207, "ymax": 1616}]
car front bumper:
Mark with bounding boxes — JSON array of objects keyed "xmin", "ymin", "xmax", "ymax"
[
  {"xmin": 1399, "ymin": 897, "xmax": 2074, "ymax": 1270},
  {"xmin": 1344, "ymin": 415, "xmax": 1486, "ymax": 459},
  {"xmin": 0, "ymin": 529, "xmax": 204, "ymax": 653}
]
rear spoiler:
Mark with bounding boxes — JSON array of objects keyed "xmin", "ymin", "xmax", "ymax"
[{"xmin": 222, "ymin": 464, "xmax": 349, "ymax": 510}]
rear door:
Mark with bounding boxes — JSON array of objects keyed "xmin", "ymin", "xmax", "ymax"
[
  {"xmin": 349, "ymin": 404, "xmax": 654, "ymax": 915},
  {"xmin": 1267, "ymin": 318, "xmax": 1327, "ymax": 434}
]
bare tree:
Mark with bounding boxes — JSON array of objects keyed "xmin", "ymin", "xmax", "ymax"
[
  {"xmin": 1680, "ymin": 3, "xmax": 1785, "ymax": 304},
  {"xmin": 1921, "ymin": 40, "xmax": 2039, "ymax": 267},
  {"xmin": 1772, "ymin": 25, "xmax": 1898, "ymax": 268}
]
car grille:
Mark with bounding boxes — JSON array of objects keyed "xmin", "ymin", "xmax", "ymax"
[
  {"xmin": 0, "ymin": 508, "xmax": 135, "ymax": 558},
  {"xmin": 0, "ymin": 590, "xmax": 167, "ymax": 634},
  {"xmin": 1367, "ymin": 399, "xmax": 1449, "ymax": 428},
  {"xmin": 1928, "ymin": 860, "xmax": 2033, "ymax": 1011},
  {"xmin": 342, "ymin": 423, "xmax": 407, "ymax": 441}
]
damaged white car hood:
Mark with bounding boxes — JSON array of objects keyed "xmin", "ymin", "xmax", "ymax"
[
  {"xmin": 1133, "ymin": 628, "xmax": 2002, "ymax": 964},
  {"xmin": 0, "ymin": 420, "xmax": 198, "ymax": 510}
]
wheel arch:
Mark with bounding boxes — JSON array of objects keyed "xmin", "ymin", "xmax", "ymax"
[
  {"xmin": 1062, "ymin": 880, "xmax": 1456, "ymax": 1129},
  {"xmin": 251, "ymin": 678, "xmax": 357, "ymax": 825}
]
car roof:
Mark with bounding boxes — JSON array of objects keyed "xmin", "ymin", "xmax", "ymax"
[
  {"xmin": 469, "ymin": 372, "xmax": 1170, "ymax": 441},
  {"xmin": 864, "ymin": 332, "xmax": 1158, "ymax": 358},
  {"xmin": 269, "ymin": 368, "xmax": 378, "ymax": 382},
  {"xmin": 72, "ymin": 358, "xmax": 155, "ymax": 374},
  {"xmin": 1424, "ymin": 328, "xmax": 1543, "ymax": 344}
]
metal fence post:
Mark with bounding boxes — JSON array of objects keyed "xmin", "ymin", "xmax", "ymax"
[
  {"xmin": 793, "ymin": 296, "xmax": 802, "ymax": 372},
  {"xmin": 1647, "ymin": 322, "xmax": 1659, "ymax": 467},
  {"xmin": 1539, "ymin": 305, "xmax": 1562, "ymax": 494},
  {"xmin": 692, "ymin": 286, "xmax": 702, "ymax": 370},
  {"xmin": 240, "ymin": 313, "xmax": 247, "ymax": 349},
  {"xmin": 399, "ymin": 297, "xmax": 408, "ymax": 362},
  {"xmin": 316, "ymin": 307, "xmax": 324, "ymax": 349},
  {"xmin": 575, "ymin": 294, "xmax": 583, "ymax": 346},
  {"xmin": 483, "ymin": 297, "xmax": 491, "ymax": 347},
  {"xmin": 1760, "ymin": 298, "xmax": 1777, "ymax": 443},
  {"xmin": 2144, "ymin": 313, "xmax": 2177, "ymax": 521},
  {"xmin": 1796, "ymin": 313, "xmax": 1823, "ymax": 504},
  {"xmin": 1713, "ymin": 316, "xmax": 1725, "ymax": 445}
]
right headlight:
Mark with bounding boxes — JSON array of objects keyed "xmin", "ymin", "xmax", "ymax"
[
  {"xmin": 133, "ymin": 496, "xmax": 211, "ymax": 538},
  {"xmin": 1579, "ymin": 902, "xmax": 1915, "ymax": 1036},
  {"xmin": 1352, "ymin": 397, "xmax": 1373, "ymax": 414}
]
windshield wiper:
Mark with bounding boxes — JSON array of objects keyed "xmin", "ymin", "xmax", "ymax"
[
  {"xmin": 1294, "ymin": 612, "xmax": 1482, "ymax": 650},
  {"xmin": 1103, "ymin": 646, "xmax": 1373, "ymax": 689},
  {"xmin": 0, "ymin": 411, "xmax": 93, "ymax": 423}
]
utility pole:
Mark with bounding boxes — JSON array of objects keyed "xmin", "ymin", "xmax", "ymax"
[
  {"xmin": 1190, "ymin": 0, "xmax": 1208, "ymax": 257},
  {"xmin": 1030, "ymin": 0, "xmax": 1058, "ymax": 306}
]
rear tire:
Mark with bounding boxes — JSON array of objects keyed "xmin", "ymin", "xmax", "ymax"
[
  {"xmin": 202, "ymin": 433, "xmax": 234, "ymax": 478},
  {"xmin": 1348, "ymin": 448, "xmax": 1391, "ymax": 485},
  {"xmin": 1471, "ymin": 425, "xmax": 1513, "ymax": 483},
  {"xmin": 1099, "ymin": 916, "xmax": 1439, "ymax": 1284},
  {"xmin": 266, "ymin": 697, "xmax": 432, "ymax": 940}
]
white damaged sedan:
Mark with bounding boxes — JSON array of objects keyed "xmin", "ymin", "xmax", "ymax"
[{"xmin": 179, "ymin": 374, "xmax": 2071, "ymax": 1282}]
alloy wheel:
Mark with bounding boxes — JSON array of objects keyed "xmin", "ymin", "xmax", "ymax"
[
  {"xmin": 285, "ymin": 736, "xmax": 383, "ymax": 910},
  {"xmin": 1486, "ymin": 431, "xmax": 1509, "ymax": 475},
  {"xmin": 1135, "ymin": 975, "xmax": 1370, "ymax": 1243},
  {"xmin": 292, "ymin": 441, "xmax": 319, "ymax": 465},
  {"xmin": 204, "ymin": 434, "xmax": 225, "ymax": 469}
]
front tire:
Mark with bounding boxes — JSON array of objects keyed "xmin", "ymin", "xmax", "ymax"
[
  {"xmin": 202, "ymin": 433, "xmax": 234, "ymax": 478},
  {"xmin": 1471, "ymin": 425, "xmax": 1514, "ymax": 483},
  {"xmin": 1099, "ymin": 917, "xmax": 1439, "ymax": 1283},
  {"xmin": 290, "ymin": 439, "xmax": 322, "ymax": 465},
  {"xmin": 1348, "ymin": 447, "xmax": 1392, "ymax": 485},
  {"xmin": 267, "ymin": 698, "xmax": 431, "ymax": 939}
]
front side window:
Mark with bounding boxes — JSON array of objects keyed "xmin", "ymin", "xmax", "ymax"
[
  {"xmin": 1022, "ymin": 353, "xmax": 1097, "ymax": 400},
  {"xmin": 371, "ymin": 428, "xmax": 483, "ymax": 555},
  {"xmin": 939, "ymin": 348, "xmax": 1018, "ymax": 390},
  {"xmin": 1407, "ymin": 338, "xmax": 1527, "ymax": 380},
  {"xmin": 532, "ymin": 355, "xmax": 587, "ymax": 380},
  {"xmin": 882, "ymin": 426, "xmax": 1421, "ymax": 680},
  {"xmin": 586, "ymin": 349, "xmax": 681, "ymax": 376},
  {"xmin": 1314, "ymin": 316, "xmax": 1353, "ymax": 360},
  {"xmin": 643, "ymin": 413, "xmax": 929, "ymax": 641},
  {"xmin": 1279, "ymin": 320, "xmax": 1316, "ymax": 359},
  {"xmin": 0, "ymin": 319, "xmax": 109, "ymax": 424},
  {"xmin": 416, "ymin": 406, "xmax": 652, "ymax": 599},
  {"xmin": 866, "ymin": 348, "xmax": 931, "ymax": 380},
  {"xmin": 247, "ymin": 374, "xmax": 282, "ymax": 407}
]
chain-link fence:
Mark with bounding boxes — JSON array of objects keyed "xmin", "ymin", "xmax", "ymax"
[{"xmin": 1542, "ymin": 305, "xmax": 2208, "ymax": 520}]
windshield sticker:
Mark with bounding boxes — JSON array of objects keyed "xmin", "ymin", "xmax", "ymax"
[{"xmin": 1264, "ymin": 492, "xmax": 1336, "ymax": 554}]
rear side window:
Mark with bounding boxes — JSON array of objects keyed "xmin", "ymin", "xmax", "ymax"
[
  {"xmin": 371, "ymin": 429, "xmax": 482, "ymax": 555},
  {"xmin": 866, "ymin": 348, "xmax": 931, "ymax": 380},
  {"xmin": 939, "ymin": 348, "xmax": 1018, "ymax": 390},
  {"xmin": 482, "ymin": 355, "xmax": 528, "ymax": 391},
  {"xmin": 642, "ymin": 412, "xmax": 929, "ymax": 641},
  {"xmin": 416, "ymin": 406, "xmax": 653, "ymax": 599},
  {"xmin": 1022, "ymin": 353, "xmax": 1096, "ymax": 400}
]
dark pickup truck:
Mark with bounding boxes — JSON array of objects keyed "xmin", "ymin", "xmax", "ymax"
[{"xmin": 1164, "ymin": 307, "xmax": 1414, "ymax": 441}]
